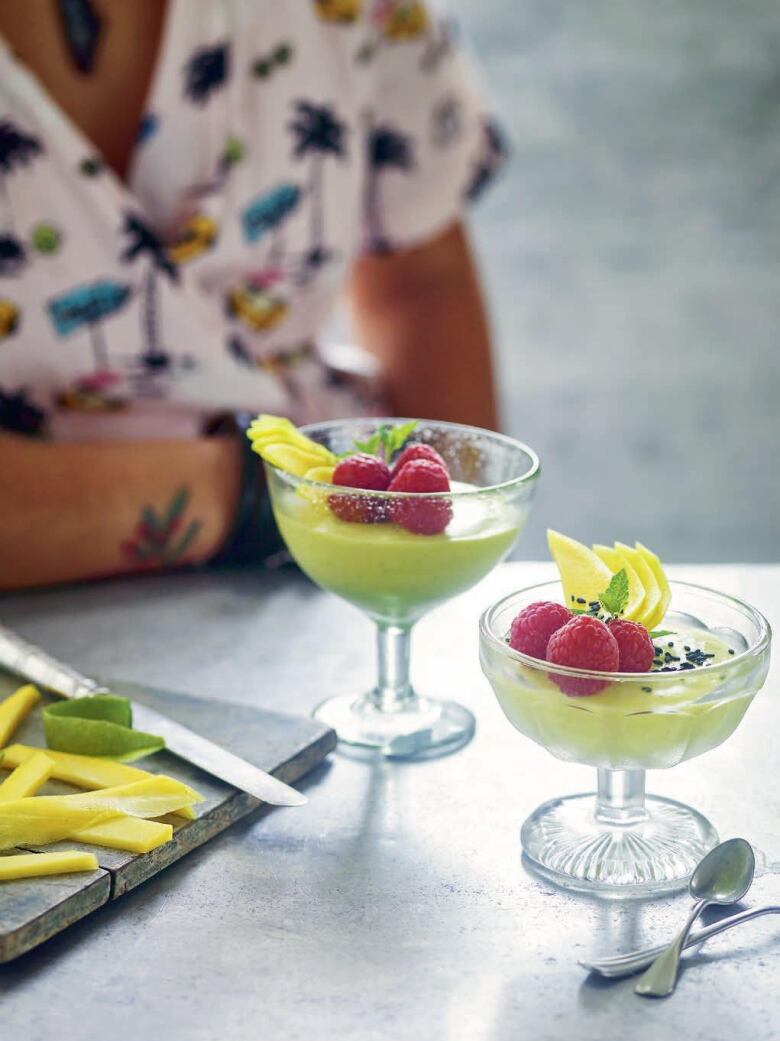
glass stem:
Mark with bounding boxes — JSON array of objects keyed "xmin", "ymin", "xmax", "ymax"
[
  {"xmin": 594, "ymin": 768, "xmax": 648, "ymax": 825},
  {"xmin": 370, "ymin": 623, "xmax": 415, "ymax": 713}
]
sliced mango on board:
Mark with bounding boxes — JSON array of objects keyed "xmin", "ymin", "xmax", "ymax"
[
  {"xmin": 0, "ymin": 685, "xmax": 40, "ymax": 747},
  {"xmin": 0, "ymin": 752, "xmax": 53, "ymax": 802},
  {"xmin": 0, "ymin": 745, "xmax": 196, "ymax": 821},
  {"xmin": 0, "ymin": 850, "xmax": 98, "ymax": 881},
  {"xmin": 614, "ymin": 542, "xmax": 663, "ymax": 628},
  {"xmin": 0, "ymin": 776, "xmax": 201, "ymax": 850},
  {"xmin": 74, "ymin": 816, "xmax": 173, "ymax": 854},
  {"xmin": 592, "ymin": 545, "xmax": 646, "ymax": 620}
]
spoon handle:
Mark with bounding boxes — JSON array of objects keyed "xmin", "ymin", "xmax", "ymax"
[
  {"xmin": 635, "ymin": 898, "xmax": 708, "ymax": 997},
  {"xmin": 581, "ymin": 905, "xmax": 780, "ymax": 978}
]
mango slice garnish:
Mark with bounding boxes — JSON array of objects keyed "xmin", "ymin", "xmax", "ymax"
[
  {"xmin": 74, "ymin": 816, "xmax": 173, "ymax": 854},
  {"xmin": 0, "ymin": 851, "xmax": 98, "ymax": 881},
  {"xmin": 593, "ymin": 545, "xmax": 646, "ymax": 619},
  {"xmin": 0, "ymin": 685, "xmax": 40, "ymax": 747},
  {"xmin": 247, "ymin": 414, "xmax": 336, "ymax": 480},
  {"xmin": 548, "ymin": 530, "xmax": 670, "ymax": 628},
  {"xmin": 547, "ymin": 531, "xmax": 612, "ymax": 611},
  {"xmin": 614, "ymin": 542, "xmax": 662, "ymax": 628}
]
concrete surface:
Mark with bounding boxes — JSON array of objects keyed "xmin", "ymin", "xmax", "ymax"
[
  {"xmin": 0, "ymin": 561, "xmax": 777, "ymax": 1040},
  {"xmin": 453, "ymin": 0, "xmax": 780, "ymax": 561}
]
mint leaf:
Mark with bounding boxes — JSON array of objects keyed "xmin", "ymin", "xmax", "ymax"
[
  {"xmin": 649, "ymin": 629, "xmax": 674, "ymax": 639},
  {"xmin": 385, "ymin": 419, "xmax": 419, "ymax": 458},
  {"xmin": 598, "ymin": 568, "xmax": 629, "ymax": 617},
  {"xmin": 351, "ymin": 420, "xmax": 419, "ymax": 462}
]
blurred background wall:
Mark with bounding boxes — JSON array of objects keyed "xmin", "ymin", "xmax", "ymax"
[{"xmin": 450, "ymin": 0, "xmax": 780, "ymax": 561}]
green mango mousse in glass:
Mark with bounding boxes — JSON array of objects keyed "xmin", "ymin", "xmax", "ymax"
[
  {"xmin": 480, "ymin": 578, "xmax": 772, "ymax": 896},
  {"xmin": 251, "ymin": 416, "xmax": 539, "ymax": 758}
]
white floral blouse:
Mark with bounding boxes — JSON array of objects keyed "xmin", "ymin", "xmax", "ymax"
[{"xmin": 0, "ymin": 0, "xmax": 505, "ymax": 440}]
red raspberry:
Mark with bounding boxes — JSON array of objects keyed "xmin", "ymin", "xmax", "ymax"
[
  {"xmin": 508, "ymin": 601, "xmax": 572, "ymax": 660},
  {"xmin": 391, "ymin": 443, "xmax": 449, "ymax": 479},
  {"xmin": 608, "ymin": 618, "xmax": 654, "ymax": 672},
  {"xmin": 387, "ymin": 459, "xmax": 452, "ymax": 535},
  {"xmin": 328, "ymin": 453, "xmax": 391, "ymax": 524},
  {"xmin": 546, "ymin": 615, "xmax": 620, "ymax": 696}
]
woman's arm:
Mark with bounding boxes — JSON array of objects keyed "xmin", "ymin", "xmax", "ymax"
[
  {"xmin": 0, "ymin": 435, "xmax": 241, "ymax": 591},
  {"xmin": 347, "ymin": 221, "xmax": 498, "ymax": 429}
]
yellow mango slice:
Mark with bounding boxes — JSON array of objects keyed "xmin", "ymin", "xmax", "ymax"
[
  {"xmin": 614, "ymin": 542, "xmax": 662, "ymax": 628},
  {"xmin": 74, "ymin": 816, "xmax": 173, "ymax": 854},
  {"xmin": 547, "ymin": 530, "xmax": 613, "ymax": 610},
  {"xmin": 592, "ymin": 545, "xmax": 646, "ymax": 620},
  {"xmin": 0, "ymin": 752, "xmax": 53, "ymax": 801},
  {"xmin": 303, "ymin": 465, "xmax": 335, "ymax": 484},
  {"xmin": 0, "ymin": 745, "xmax": 196, "ymax": 821},
  {"xmin": 0, "ymin": 685, "xmax": 40, "ymax": 747},
  {"xmin": 0, "ymin": 776, "xmax": 201, "ymax": 850},
  {"xmin": 0, "ymin": 850, "xmax": 98, "ymax": 880},
  {"xmin": 636, "ymin": 541, "xmax": 671, "ymax": 625},
  {"xmin": 258, "ymin": 443, "xmax": 332, "ymax": 477},
  {"xmin": 247, "ymin": 414, "xmax": 336, "ymax": 472}
]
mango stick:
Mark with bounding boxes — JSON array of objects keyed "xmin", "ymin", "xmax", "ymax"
[
  {"xmin": 74, "ymin": 817, "xmax": 173, "ymax": 854},
  {"xmin": 1, "ymin": 744, "xmax": 197, "ymax": 821},
  {"xmin": 0, "ymin": 850, "xmax": 98, "ymax": 880},
  {"xmin": 0, "ymin": 752, "xmax": 53, "ymax": 801},
  {"xmin": 0, "ymin": 686, "xmax": 40, "ymax": 746},
  {"xmin": 0, "ymin": 776, "xmax": 201, "ymax": 850}
]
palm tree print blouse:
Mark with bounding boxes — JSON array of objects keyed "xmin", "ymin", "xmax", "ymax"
[{"xmin": 0, "ymin": 0, "xmax": 506, "ymax": 440}]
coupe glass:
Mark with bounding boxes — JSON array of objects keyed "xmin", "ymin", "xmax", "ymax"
[
  {"xmin": 264, "ymin": 418, "xmax": 539, "ymax": 757},
  {"xmin": 480, "ymin": 580, "xmax": 771, "ymax": 895}
]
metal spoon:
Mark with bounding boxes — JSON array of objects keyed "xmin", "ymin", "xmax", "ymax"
[{"xmin": 634, "ymin": 838, "xmax": 755, "ymax": 998}]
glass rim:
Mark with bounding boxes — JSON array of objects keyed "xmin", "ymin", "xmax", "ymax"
[
  {"xmin": 479, "ymin": 578, "xmax": 772, "ymax": 681},
  {"xmin": 263, "ymin": 417, "xmax": 541, "ymax": 499}
]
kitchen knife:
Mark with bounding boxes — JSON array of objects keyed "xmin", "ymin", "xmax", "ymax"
[{"xmin": 0, "ymin": 624, "xmax": 306, "ymax": 807}]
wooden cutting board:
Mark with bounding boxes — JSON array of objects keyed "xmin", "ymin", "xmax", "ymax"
[{"xmin": 0, "ymin": 677, "xmax": 336, "ymax": 962}]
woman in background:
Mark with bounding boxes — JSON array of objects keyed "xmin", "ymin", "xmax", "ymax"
[{"xmin": 0, "ymin": 0, "xmax": 504, "ymax": 588}]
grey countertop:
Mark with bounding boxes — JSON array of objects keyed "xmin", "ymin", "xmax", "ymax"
[{"xmin": 0, "ymin": 561, "xmax": 778, "ymax": 1041}]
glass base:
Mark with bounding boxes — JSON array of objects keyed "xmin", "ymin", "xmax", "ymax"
[
  {"xmin": 521, "ymin": 791, "xmax": 718, "ymax": 897},
  {"xmin": 313, "ymin": 693, "xmax": 475, "ymax": 759}
]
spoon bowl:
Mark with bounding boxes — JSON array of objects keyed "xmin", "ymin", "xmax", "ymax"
[{"xmin": 690, "ymin": 837, "xmax": 755, "ymax": 904}]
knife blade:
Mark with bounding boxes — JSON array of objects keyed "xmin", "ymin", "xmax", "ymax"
[{"xmin": 0, "ymin": 624, "xmax": 306, "ymax": 807}]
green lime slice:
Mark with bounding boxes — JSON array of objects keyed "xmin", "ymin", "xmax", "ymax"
[{"xmin": 43, "ymin": 695, "xmax": 164, "ymax": 762}]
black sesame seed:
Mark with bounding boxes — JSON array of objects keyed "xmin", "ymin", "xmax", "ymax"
[
  {"xmin": 660, "ymin": 666, "xmax": 677, "ymax": 672},
  {"xmin": 576, "ymin": 597, "xmax": 586, "ymax": 605},
  {"xmin": 667, "ymin": 642, "xmax": 674, "ymax": 648},
  {"xmin": 653, "ymin": 646, "xmax": 662, "ymax": 655},
  {"xmin": 684, "ymin": 645, "xmax": 691, "ymax": 652},
  {"xmin": 678, "ymin": 662, "xmax": 695, "ymax": 671},
  {"xmin": 728, "ymin": 649, "xmax": 735, "ymax": 655},
  {"xmin": 664, "ymin": 652, "xmax": 680, "ymax": 663},
  {"xmin": 571, "ymin": 595, "xmax": 575, "ymax": 602},
  {"xmin": 641, "ymin": 686, "xmax": 652, "ymax": 693}
]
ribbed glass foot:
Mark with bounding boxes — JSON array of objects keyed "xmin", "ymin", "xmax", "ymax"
[
  {"xmin": 313, "ymin": 693, "xmax": 475, "ymax": 759},
  {"xmin": 521, "ymin": 772, "xmax": 718, "ymax": 897}
]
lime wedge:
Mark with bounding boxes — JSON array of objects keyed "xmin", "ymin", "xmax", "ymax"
[{"xmin": 43, "ymin": 695, "xmax": 164, "ymax": 762}]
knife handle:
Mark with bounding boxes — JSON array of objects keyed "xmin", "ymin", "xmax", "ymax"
[{"xmin": 0, "ymin": 623, "xmax": 105, "ymax": 699}]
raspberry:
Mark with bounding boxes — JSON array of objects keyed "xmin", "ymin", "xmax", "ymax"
[
  {"xmin": 546, "ymin": 615, "xmax": 619, "ymax": 696},
  {"xmin": 328, "ymin": 453, "xmax": 391, "ymax": 523},
  {"xmin": 391, "ymin": 443, "xmax": 449, "ymax": 479},
  {"xmin": 608, "ymin": 618, "xmax": 654, "ymax": 672},
  {"xmin": 508, "ymin": 601, "xmax": 572, "ymax": 660},
  {"xmin": 387, "ymin": 459, "xmax": 452, "ymax": 535}
]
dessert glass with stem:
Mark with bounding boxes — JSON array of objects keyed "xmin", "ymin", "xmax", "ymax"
[
  {"xmin": 480, "ymin": 579, "xmax": 771, "ymax": 895},
  {"xmin": 264, "ymin": 418, "xmax": 540, "ymax": 758}
]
